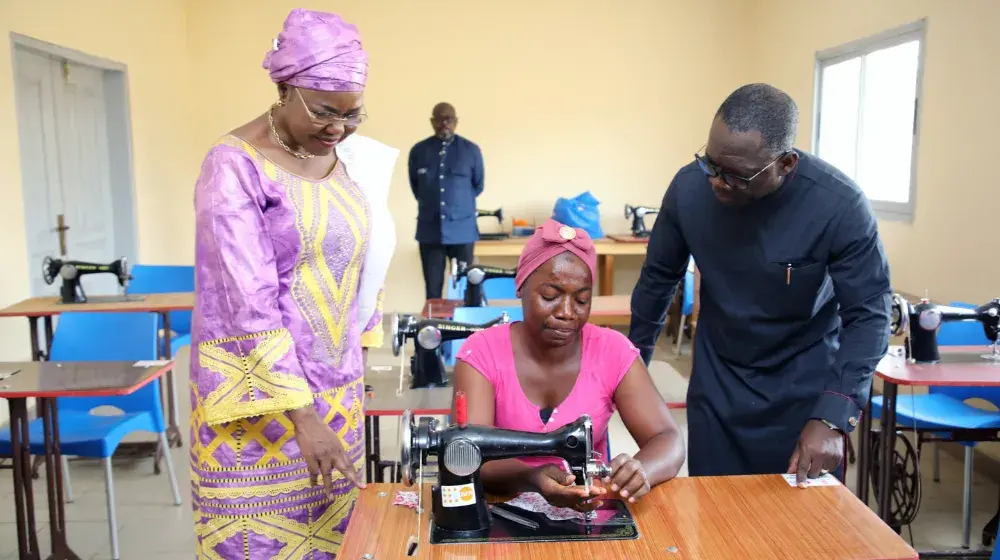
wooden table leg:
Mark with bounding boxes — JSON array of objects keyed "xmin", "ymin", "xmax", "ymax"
[
  {"xmin": 598, "ymin": 255, "xmax": 615, "ymax": 296},
  {"xmin": 27, "ymin": 318, "xmax": 45, "ymax": 480},
  {"xmin": 39, "ymin": 398, "xmax": 82, "ymax": 559},
  {"xmin": 9, "ymin": 398, "xmax": 41, "ymax": 560},
  {"xmin": 160, "ymin": 312, "xmax": 183, "ymax": 449}
]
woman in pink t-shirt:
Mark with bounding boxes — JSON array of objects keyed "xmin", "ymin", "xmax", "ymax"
[{"xmin": 454, "ymin": 219, "xmax": 685, "ymax": 512}]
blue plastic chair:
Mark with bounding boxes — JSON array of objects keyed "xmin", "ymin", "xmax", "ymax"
[
  {"xmin": 674, "ymin": 266, "xmax": 697, "ymax": 356},
  {"xmin": 127, "ymin": 264, "xmax": 194, "ymax": 356},
  {"xmin": 442, "ymin": 279, "xmax": 519, "ymax": 364},
  {"xmin": 0, "ymin": 312, "xmax": 182, "ymax": 560},
  {"xmin": 870, "ymin": 302, "xmax": 1000, "ymax": 546},
  {"xmin": 446, "ymin": 306, "xmax": 524, "ymax": 367}
]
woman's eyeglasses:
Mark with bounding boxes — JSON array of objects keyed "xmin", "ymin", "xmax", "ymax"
[
  {"xmin": 295, "ymin": 88, "xmax": 368, "ymax": 127},
  {"xmin": 694, "ymin": 146, "xmax": 788, "ymax": 191}
]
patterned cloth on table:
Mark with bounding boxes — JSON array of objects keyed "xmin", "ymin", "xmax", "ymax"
[{"xmin": 189, "ymin": 134, "xmax": 394, "ymax": 559}]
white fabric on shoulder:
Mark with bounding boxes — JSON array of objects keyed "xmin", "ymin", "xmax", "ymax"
[{"xmin": 336, "ymin": 133, "xmax": 399, "ymax": 329}]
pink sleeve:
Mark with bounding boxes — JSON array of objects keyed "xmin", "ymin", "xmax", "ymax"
[
  {"xmin": 591, "ymin": 326, "xmax": 641, "ymax": 396},
  {"xmin": 455, "ymin": 328, "xmax": 501, "ymax": 386}
]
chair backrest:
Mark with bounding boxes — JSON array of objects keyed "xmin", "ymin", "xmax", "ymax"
[
  {"xmin": 51, "ymin": 312, "xmax": 164, "ymax": 426},
  {"xmin": 446, "ymin": 306, "xmax": 524, "ymax": 366},
  {"xmin": 127, "ymin": 264, "xmax": 195, "ymax": 334},
  {"xmin": 929, "ymin": 302, "xmax": 1000, "ymax": 408},
  {"xmin": 681, "ymin": 269, "xmax": 696, "ymax": 315},
  {"xmin": 447, "ymin": 277, "xmax": 466, "ymax": 299},
  {"xmin": 483, "ymin": 278, "xmax": 517, "ymax": 301},
  {"xmin": 447, "ymin": 277, "xmax": 517, "ymax": 303}
]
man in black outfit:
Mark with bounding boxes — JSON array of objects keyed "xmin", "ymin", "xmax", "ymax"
[{"xmin": 408, "ymin": 102, "xmax": 485, "ymax": 299}]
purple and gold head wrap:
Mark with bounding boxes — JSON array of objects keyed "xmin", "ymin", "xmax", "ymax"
[{"xmin": 262, "ymin": 9, "xmax": 368, "ymax": 92}]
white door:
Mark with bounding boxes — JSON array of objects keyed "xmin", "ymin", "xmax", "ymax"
[{"xmin": 15, "ymin": 48, "xmax": 119, "ymax": 298}]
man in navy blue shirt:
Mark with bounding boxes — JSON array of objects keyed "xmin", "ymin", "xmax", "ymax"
[
  {"xmin": 628, "ymin": 84, "xmax": 892, "ymax": 485},
  {"xmin": 408, "ymin": 102, "xmax": 485, "ymax": 299}
]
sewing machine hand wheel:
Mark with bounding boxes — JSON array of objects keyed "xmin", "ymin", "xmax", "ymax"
[
  {"xmin": 41, "ymin": 256, "xmax": 57, "ymax": 285},
  {"xmin": 889, "ymin": 293, "xmax": 910, "ymax": 336},
  {"xmin": 400, "ymin": 409, "xmax": 427, "ymax": 487},
  {"xmin": 391, "ymin": 312, "xmax": 413, "ymax": 358}
]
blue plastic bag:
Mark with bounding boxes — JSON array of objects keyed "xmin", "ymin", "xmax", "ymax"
[{"xmin": 552, "ymin": 191, "xmax": 604, "ymax": 239}]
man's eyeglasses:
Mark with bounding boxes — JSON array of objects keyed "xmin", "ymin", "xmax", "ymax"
[
  {"xmin": 694, "ymin": 146, "xmax": 789, "ymax": 191},
  {"xmin": 295, "ymin": 88, "xmax": 367, "ymax": 127}
]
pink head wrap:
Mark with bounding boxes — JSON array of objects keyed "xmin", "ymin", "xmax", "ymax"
[
  {"xmin": 515, "ymin": 219, "xmax": 598, "ymax": 292},
  {"xmin": 262, "ymin": 9, "xmax": 368, "ymax": 92}
]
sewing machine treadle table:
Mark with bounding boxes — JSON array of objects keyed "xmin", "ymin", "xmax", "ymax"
[
  {"xmin": 0, "ymin": 360, "xmax": 173, "ymax": 560},
  {"xmin": 0, "ymin": 292, "xmax": 194, "ymax": 470},
  {"xmin": 341, "ymin": 476, "xmax": 916, "ymax": 559}
]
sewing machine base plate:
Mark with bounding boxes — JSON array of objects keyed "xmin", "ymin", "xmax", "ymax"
[
  {"xmin": 429, "ymin": 501, "xmax": 639, "ymax": 545},
  {"xmin": 56, "ymin": 295, "xmax": 147, "ymax": 305}
]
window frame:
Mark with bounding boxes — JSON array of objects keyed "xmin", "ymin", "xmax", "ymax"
[{"xmin": 811, "ymin": 19, "xmax": 928, "ymax": 222}]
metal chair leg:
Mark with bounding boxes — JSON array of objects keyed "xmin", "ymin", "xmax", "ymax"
[
  {"xmin": 675, "ymin": 314, "xmax": 687, "ymax": 357},
  {"xmin": 103, "ymin": 458, "xmax": 120, "ymax": 560},
  {"xmin": 933, "ymin": 442, "xmax": 941, "ymax": 482},
  {"xmin": 963, "ymin": 446, "xmax": 974, "ymax": 549},
  {"xmin": 159, "ymin": 432, "xmax": 182, "ymax": 506},
  {"xmin": 62, "ymin": 456, "xmax": 73, "ymax": 503}
]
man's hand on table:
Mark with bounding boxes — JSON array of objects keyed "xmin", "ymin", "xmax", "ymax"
[{"xmin": 787, "ymin": 419, "xmax": 843, "ymax": 488}]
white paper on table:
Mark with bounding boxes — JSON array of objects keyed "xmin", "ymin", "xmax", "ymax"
[
  {"xmin": 781, "ymin": 473, "xmax": 841, "ymax": 487},
  {"xmin": 133, "ymin": 360, "xmax": 170, "ymax": 368}
]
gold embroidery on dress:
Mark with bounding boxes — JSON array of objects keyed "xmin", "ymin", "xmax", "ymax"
[{"xmin": 197, "ymin": 328, "xmax": 311, "ymax": 425}]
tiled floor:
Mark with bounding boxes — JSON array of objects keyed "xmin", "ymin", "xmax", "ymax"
[{"xmin": 0, "ymin": 336, "xmax": 997, "ymax": 558}]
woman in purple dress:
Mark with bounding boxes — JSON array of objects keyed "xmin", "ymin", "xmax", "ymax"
[{"xmin": 188, "ymin": 9, "xmax": 397, "ymax": 559}]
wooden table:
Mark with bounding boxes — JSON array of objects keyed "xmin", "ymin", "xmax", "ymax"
[
  {"xmin": 858, "ymin": 345, "xmax": 1000, "ymax": 556},
  {"xmin": 475, "ymin": 238, "xmax": 648, "ymax": 296},
  {"xmin": 0, "ymin": 360, "xmax": 174, "ymax": 560},
  {"xmin": 422, "ymin": 296, "xmax": 632, "ymax": 326},
  {"xmin": 0, "ymin": 292, "xmax": 194, "ymax": 451},
  {"xmin": 339, "ymin": 476, "xmax": 917, "ymax": 559}
]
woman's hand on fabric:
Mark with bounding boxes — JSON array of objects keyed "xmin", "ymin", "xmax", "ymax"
[
  {"xmin": 289, "ymin": 406, "xmax": 366, "ymax": 496},
  {"xmin": 603, "ymin": 454, "xmax": 650, "ymax": 503},
  {"xmin": 530, "ymin": 464, "xmax": 605, "ymax": 512}
]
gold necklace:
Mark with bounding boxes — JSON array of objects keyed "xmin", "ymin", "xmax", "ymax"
[{"xmin": 268, "ymin": 106, "xmax": 314, "ymax": 159}]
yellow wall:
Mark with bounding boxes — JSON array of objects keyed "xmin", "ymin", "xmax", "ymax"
[
  {"xmin": 0, "ymin": 0, "xmax": 994, "ymax": 354},
  {"xmin": 750, "ymin": 0, "xmax": 997, "ymax": 303},
  {"xmin": 0, "ymin": 0, "xmax": 197, "ymax": 361},
  {"xmin": 184, "ymin": 0, "xmax": 753, "ymax": 313}
]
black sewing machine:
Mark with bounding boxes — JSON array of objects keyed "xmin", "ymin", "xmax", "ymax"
[
  {"xmin": 399, "ymin": 395, "xmax": 638, "ymax": 545},
  {"xmin": 890, "ymin": 293, "xmax": 1000, "ymax": 363},
  {"xmin": 451, "ymin": 260, "xmax": 516, "ymax": 307},
  {"xmin": 624, "ymin": 204, "xmax": 658, "ymax": 238},
  {"xmin": 42, "ymin": 256, "xmax": 136, "ymax": 305},
  {"xmin": 391, "ymin": 312, "xmax": 511, "ymax": 389},
  {"xmin": 477, "ymin": 208, "xmax": 509, "ymax": 241}
]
